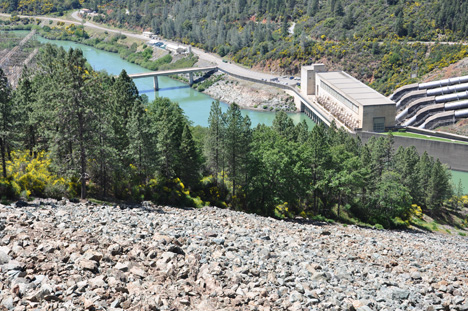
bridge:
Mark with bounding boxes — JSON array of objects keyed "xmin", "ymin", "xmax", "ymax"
[
  {"xmin": 129, "ymin": 66, "xmax": 217, "ymax": 91},
  {"xmin": 129, "ymin": 65, "xmax": 334, "ymax": 127}
]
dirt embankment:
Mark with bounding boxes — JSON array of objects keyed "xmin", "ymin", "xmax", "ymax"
[{"xmin": 203, "ymin": 75, "xmax": 297, "ymax": 112}]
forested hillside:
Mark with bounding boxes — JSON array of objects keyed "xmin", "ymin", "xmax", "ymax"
[
  {"xmin": 1, "ymin": 0, "xmax": 468, "ymax": 94},
  {"xmin": 0, "ymin": 45, "xmax": 458, "ymax": 229}
]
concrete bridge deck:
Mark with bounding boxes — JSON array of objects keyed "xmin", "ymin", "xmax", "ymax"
[
  {"xmin": 128, "ymin": 66, "xmax": 217, "ymax": 79},
  {"xmin": 129, "ymin": 66, "xmax": 217, "ymax": 90}
]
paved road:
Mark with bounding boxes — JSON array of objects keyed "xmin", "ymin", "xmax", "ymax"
[
  {"xmin": 0, "ymin": 11, "xmax": 298, "ymax": 85},
  {"xmin": 68, "ymin": 12, "xmax": 297, "ymax": 86}
]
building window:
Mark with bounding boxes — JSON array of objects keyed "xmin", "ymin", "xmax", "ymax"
[
  {"xmin": 373, "ymin": 117, "xmax": 385, "ymax": 132},
  {"xmin": 320, "ymin": 80, "xmax": 359, "ymax": 113}
]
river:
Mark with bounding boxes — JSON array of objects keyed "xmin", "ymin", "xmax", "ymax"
[
  {"xmin": 11, "ymin": 31, "xmax": 468, "ymax": 193},
  {"xmin": 11, "ymin": 31, "xmax": 314, "ymax": 128}
]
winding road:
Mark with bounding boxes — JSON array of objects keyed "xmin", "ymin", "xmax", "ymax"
[
  {"xmin": 1, "ymin": 11, "xmax": 296, "ymax": 85},
  {"xmin": 68, "ymin": 12, "xmax": 297, "ymax": 86}
]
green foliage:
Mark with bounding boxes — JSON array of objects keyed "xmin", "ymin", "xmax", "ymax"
[
  {"xmin": 145, "ymin": 177, "xmax": 202, "ymax": 208},
  {"xmin": 2, "ymin": 151, "xmax": 69, "ymax": 199},
  {"xmin": 0, "ymin": 177, "xmax": 21, "ymax": 199},
  {"xmin": 1, "ymin": 42, "xmax": 455, "ymax": 229}
]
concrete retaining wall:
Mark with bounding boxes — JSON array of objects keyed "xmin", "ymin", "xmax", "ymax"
[
  {"xmin": 357, "ymin": 131, "xmax": 468, "ymax": 172},
  {"xmin": 217, "ymin": 68, "xmax": 332, "ymax": 125}
]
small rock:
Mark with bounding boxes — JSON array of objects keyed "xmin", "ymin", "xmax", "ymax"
[
  {"xmin": 79, "ymin": 259, "xmax": 98, "ymax": 272},
  {"xmin": 115, "ymin": 261, "xmax": 130, "ymax": 272},
  {"xmin": 1, "ymin": 296, "xmax": 14, "ymax": 310},
  {"xmin": 167, "ymin": 245, "xmax": 185, "ymax": 255},
  {"xmin": 392, "ymin": 288, "xmax": 410, "ymax": 300},
  {"xmin": 130, "ymin": 266, "xmax": 147, "ymax": 278},
  {"xmin": 0, "ymin": 250, "xmax": 10, "ymax": 264}
]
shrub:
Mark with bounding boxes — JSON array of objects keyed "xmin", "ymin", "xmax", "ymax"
[
  {"xmin": 145, "ymin": 177, "xmax": 201, "ymax": 207},
  {"xmin": 44, "ymin": 182, "xmax": 68, "ymax": 200},
  {"xmin": 6, "ymin": 151, "xmax": 70, "ymax": 198},
  {"xmin": 0, "ymin": 177, "xmax": 21, "ymax": 199}
]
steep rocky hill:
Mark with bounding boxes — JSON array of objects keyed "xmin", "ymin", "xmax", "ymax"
[{"xmin": 1, "ymin": 200, "xmax": 467, "ymax": 310}]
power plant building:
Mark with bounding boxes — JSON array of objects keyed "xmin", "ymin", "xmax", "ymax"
[{"xmin": 301, "ymin": 65, "xmax": 396, "ymax": 132}]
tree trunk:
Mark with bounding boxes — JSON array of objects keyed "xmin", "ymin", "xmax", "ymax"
[
  {"xmin": 0, "ymin": 137, "xmax": 6, "ymax": 178},
  {"xmin": 78, "ymin": 113, "xmax": 87, "ymax": 200}
]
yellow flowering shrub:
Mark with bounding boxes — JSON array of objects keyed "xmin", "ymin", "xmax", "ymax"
[{"xmin": 6, "ymin": 151, "xmax": 68, "ymax": 198}]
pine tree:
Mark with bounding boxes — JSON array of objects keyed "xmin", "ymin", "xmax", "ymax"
[
  {"xmin": 35, "ymin": 45, "xmax": 100, "ymax": 199},
  {"xmin": 179, "ymin": 124, "xmax": 201, "ymax": 188},
  {"xmin": 13, "ymin": 71, "xmax": 37, "ymax": 155},
  {"xmin": 272, "ymin": 111, "xmax": 296, "ymax": 141},
  {"xmin": 416, "ymin": 151, "xmax": 433, "ymax": 208},
  {"xmin": 223, "ymin": 103, "xmax": 251, "ymax": 199},
  {"xmin": 204, "ymin": 100, "xmax": 225, "ymax": 186},
  {"xmin": 126, "ymin": 100, "xmax": 153, "ymax": 185},
  {"xmin": 111, "ymin": 70, "xmax": 140, "ymax": 156},
  {"xmin": 0, "ymin": 68, "xmax": 12, "ymax": 178},
  {"xmin": 149, "ymin": 97, "xmax": 186, "ymax": 180},
  {"xmin": 427, "ymin": 159, "xmax": 452, "ymax": 212}
]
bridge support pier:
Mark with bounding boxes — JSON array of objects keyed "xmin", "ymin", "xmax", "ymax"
[
  {"xmin": 189, "ymin": 72, "xmax": 193, "ymax": 86},
  {"xmin": 153, "ymin": 76, "xmax": 159, "ymax": 91}
]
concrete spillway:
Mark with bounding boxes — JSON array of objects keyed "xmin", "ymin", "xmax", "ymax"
[
  {"xmin": 397, "ymin": 82, "xmax": 468, "ymax": 110},
  {"xmin": 419, "ymin": 103, "xmax": 468, "ymax": 129},
  {"xmin": 404, "ymin": 99, "xmax": 468, "ymax": 127},
  {"xmin": 390, "ymin": 75, "xmax": 468, "ymax": 102}
]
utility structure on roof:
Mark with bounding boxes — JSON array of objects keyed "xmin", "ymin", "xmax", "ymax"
[{"xmin": 301, "ymin": 64, "xmax": 396, "ymax": 132}]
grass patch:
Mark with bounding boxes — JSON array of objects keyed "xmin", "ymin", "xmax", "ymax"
[{"xmin": 390, "ymin": 132, "xmax": 468, "ymax": 145}]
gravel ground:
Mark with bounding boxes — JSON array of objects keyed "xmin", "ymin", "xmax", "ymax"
[{"xmin": 0, "ymin": 200, "xmax": 467, "ymax": 311}]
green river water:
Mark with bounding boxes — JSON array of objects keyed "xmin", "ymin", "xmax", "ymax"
[
  {"xmin": 11, "ymin": 31, "xmax": 468, "ymax": 193},
  {"xmin": 14, "ymin": 31, "xmax": 315, "ymax": 128}
]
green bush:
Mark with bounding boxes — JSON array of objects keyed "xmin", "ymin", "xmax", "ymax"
[
  {"xmin": 0, "ymin": 177, "xmax": 21, "ymax": 199},
  {"xmin": 44, "ymin": 183, "xmax": 68, "ymax": 200}
]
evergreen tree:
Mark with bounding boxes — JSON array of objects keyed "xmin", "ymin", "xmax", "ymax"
[
  {"xmin": 223, "ymin": 103, "xmax": 251, "ymax": 199},
  {"xmin": 149, "ymin": 97, "xmax": 186, "ymax": 179},
  {"xmin": 204, "ymin": 101, "xmax": 225, "ymax": 186},
  {"xmin": 13, "ymin": 71, "xmax": 37, "ymax": 155},
  {"xmin": 35, "ymin": 45, "xmax": 100, "ymax": 199},
  {"xmin": 272, "ymin": 111, "xmax": 296, "ymax": 141},
  {"xmin": 126, "ymin": 100, "xmax": 153, "ymax": 186},
  {"xmin": 179, "ymin": 124, "xmax": 201, "ymax": 188},
  {"xmin": 0, "ymin": 68, "xmax": 12, "ymax": 178},
  {"xmin": 416, "ymin": 151, "xmax": 433, "ymax": 208},
  {"xmin": 111, "ymin": 70, "xmax": 140, "ymax": 156},
  {"xmin": 427, "ymin": 159, "xmax": 452, "ymax": 212}
]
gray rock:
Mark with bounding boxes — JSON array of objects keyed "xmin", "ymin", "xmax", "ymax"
[
  {"xmin": 115, "ymin": 261, "xmax": 130, "ymax": 272},
  {"xmin": 79, "ymin": 259, "xmax": 98, "ymax": 272},
  {"xmin": 1, "ymin": 296, "xmax": 14, "ymax": 310},
  {"xmin": 392, "ymin": 288, "xmax": 410, "ymax": 300},
  {"xmin": 0, "ymin": 250, "xmax": 10, "ymax": 264}
]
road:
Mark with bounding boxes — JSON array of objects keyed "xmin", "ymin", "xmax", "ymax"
[
  {"xmin": 67, "ymin": 12, "xmax": 297, "ymax": 86},
  {"xmin": 1, "ymin": 11, "xmax": 296, "ymax": 86}
]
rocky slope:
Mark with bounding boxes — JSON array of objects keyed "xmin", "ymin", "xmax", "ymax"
[
  {"xmin": 0, "ymin": 200, "xmax": 467, "ymax": 311},
  {"xmin": 204, "ymin": 76, "xmax": 297, "ymax": 112}
]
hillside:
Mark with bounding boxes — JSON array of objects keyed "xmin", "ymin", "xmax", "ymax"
[
  {"xmin": 1, "ymin": 199, "xmax": 468, "ymax": 310},
  {"xmin": 2, "ymin": 0, "xmax": 468, "ymax": 95}
]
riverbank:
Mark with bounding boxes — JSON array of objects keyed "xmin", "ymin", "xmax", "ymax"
[
  {"xmin": 4, "ymin": 23, "xmax": 298, "ymax": 113},
  {"xmin": 202, "ymin": 74, "xmax": 297, "ymax": 112},
  {"xmin": 1, "ymin": 199, "xmax": 467, "ymax": 310}
]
